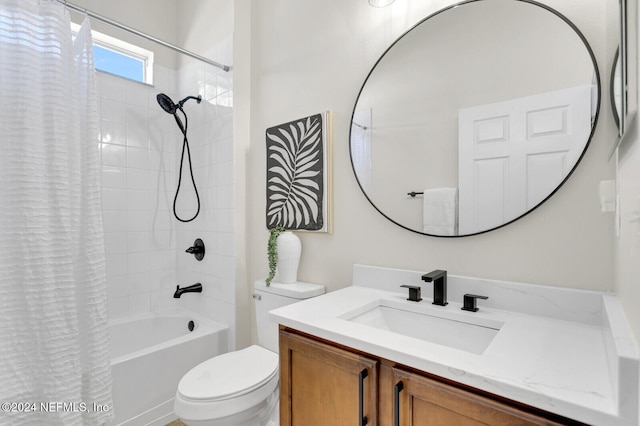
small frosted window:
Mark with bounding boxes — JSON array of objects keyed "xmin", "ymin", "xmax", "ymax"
[
  {"xmin": 71, "ymin": 23, "xmax": 154, "ymax": 85},
  {"xmin": 94, "ymin": 45, "xmax": 144, "ymax": 82}
]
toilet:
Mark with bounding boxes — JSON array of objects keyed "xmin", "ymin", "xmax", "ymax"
[{"xmin": 174, "ymin": 280, "xmax": 325, "ymax": 426}]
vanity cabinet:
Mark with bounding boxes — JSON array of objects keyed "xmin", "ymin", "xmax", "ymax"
[
  {"xmin": 388, "ymin": 366, "xmax": 567, "ymax": 425},
  {"xmin": 279, "ymin": 328, "xmax": 378, "ymax": 425},
  {"xmin": 280, "ymin": 327, "xmax": 577, "ymax": 426}
]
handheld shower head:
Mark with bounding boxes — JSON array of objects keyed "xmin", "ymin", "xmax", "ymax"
[
  {"xmin": 156, "ymin": 92, "xmax": 203, "ymax": 223},
  {"xmin": 156, "ymin": 93, "xmax": 177, "ymax": 114},
  {"xmin": 156, "ymin": 93, "xmax": 202, "ymax": 115}
]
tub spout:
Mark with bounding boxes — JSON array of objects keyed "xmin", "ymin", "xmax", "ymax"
[{"xmin": 174, "ymin": 283, "xmax": 202, "ymax": 298}]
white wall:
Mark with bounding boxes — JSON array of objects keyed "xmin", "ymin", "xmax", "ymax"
[
  {"xmin": 615, "ymin": 0, "xmax": 640, "ymax": 375},
  {"xmin": 245, "ymin": 0, "xmax": 616, "ymax": 325},
  {"xmin": 616, "ymin": 110, "xmax": 640, "ymax": 426}
]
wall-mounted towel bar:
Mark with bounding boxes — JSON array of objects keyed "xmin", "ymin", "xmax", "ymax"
[{"xmin": 408, "ymin": 191, "xmax": 424, "ymax": 197}]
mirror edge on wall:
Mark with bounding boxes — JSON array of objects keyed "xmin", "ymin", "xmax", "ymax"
[{"xmin": 610, "ymin": 0, "xmax": 638, "ymax": 159}]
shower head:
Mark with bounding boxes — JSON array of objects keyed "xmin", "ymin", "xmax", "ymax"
[
  {"xmin": 157, "ymin": 93, "xmax": 177, "ymax": 114},
  {"xmin": 156, "ymin": 93, "xmax": 202, "ymax": 115},
  {"xmin": 156, "ymin": 93, "xmax": 202, "ymax": 136}
]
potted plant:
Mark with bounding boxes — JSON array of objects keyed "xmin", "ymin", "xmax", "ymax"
[{"xmin": 266, "ymin": 227, "xmax": 284, "ymax": 286}]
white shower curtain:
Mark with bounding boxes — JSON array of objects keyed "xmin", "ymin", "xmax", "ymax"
[{"xmin": 0, "ymin": 1, "xmax": 113, "ymax": 425}]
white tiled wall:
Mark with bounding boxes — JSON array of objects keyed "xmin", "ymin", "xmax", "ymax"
[
  {"xmin": 99, "ymin": 37, "xmax": 235, "ymax": 346},
  {"xmin": 172, "ymin": 36, "xmax": 236, "ymax": 347}
]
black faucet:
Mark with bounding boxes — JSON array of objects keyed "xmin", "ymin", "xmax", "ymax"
[
  {"xmin": 173, "ymin": 283, "xmax": 202, "ymax": 298},
  {"xmin": 422, "ymin": 270, "xmax": 448, "ymax": 306}
]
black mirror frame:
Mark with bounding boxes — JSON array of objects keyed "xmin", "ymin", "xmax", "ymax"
[{"xmin": 349, "ymin": 0, "xmax": 601, "ymax": 238}]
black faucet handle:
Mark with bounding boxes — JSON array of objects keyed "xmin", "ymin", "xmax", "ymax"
[
  {"xmin": 400, "ymin": 285, "xmax": 422, "ymax": 302},
  {"xmin": 461, "ymin": 294, "xmax": 489, "ymax": 312},
  {"xmin": 185, "ymin": 238, "xmax": 205, "ymax": 261}
]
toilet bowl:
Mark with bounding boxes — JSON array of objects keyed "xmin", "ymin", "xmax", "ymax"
[
  {"xmin": 174, "ymin": 345, "xmax": 279, "ymax": 426},
  {"xmin": 174, "ymin": 280, "xmax": 325, "ymax": 426}
]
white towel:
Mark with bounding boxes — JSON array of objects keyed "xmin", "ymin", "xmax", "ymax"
[{"xmin": 423, "ymin": 188, "xmax": 458, "ymax": 235}]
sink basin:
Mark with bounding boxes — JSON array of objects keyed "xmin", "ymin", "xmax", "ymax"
[{"xmin": 342, "ymin": 300, "xmax": 503, "ymax": 354}]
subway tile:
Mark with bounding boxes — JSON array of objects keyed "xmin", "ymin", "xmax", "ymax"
[
  {"xmin": 126, "ymin": 123, "xmax": 150, "ymax": 150},
  {"xmin": 126, "ymin": 231, "xmax": 149, "ymax": 253},
  {"xmin": 128, "ymin": 272, "xmax": 151, "ymax": 293},
  {"xmin": 101, "ymin": 120, "xmax": 126, "ymax": 146},
  {"xmin": 129, "ymin": 292, "xmax": 150, "ymax": 315},
  {"xmin": 105, "ymin": 253, "xmax": 128, "ymax": 277},
  {"xmin": 106, "ymin": 275, "xmax": 129, "ymax": 298},
  {"xmin": 107, "ymin": 296, "xmax": 129, "ymax": 320},
  {"xmin": 151, "ymin": 190, "xmax": 174, "ymax": 213},
  {"xmin": 102, "ymin": 210, "xmax": 128, "ymax": 233},
  {"xmin": 101, "ymin": 98, "xmax": 126, "ymax": 123},
  {"xmin": 149, "ymin": 249, "xmax": 174, "ymax": 270},
  {"xmin": 126, "ymin": 168, "xmax": 151, "ymax": 191},
  {"xmin": 127, "ymin": 210, "xmax": 153, "ymax": 232},
  {"xmin": 150, "ymin": 211, "xmax": 174, "ymax": 232},
  {"xmin": 125, "ymin": 82, "xmax": 150, "ymax": 108},
  {"xmin": 100, "ymin": 74, "xmax": 126, "ymax": 101},
  {"xmin": 126, "ymin": 190, "xmax": 150, "ymax": 212},
  {"xmin": 128, "ymin": 252, "xmax": 150, "ymax": 275},
  {"xmin": 101, "ymin": 165, "xmax": 126, "ymax": 189},
  {"xmin": 146, "ymin": 230, "xmax": 173, "ymax": 252},
  {"xmin": 101, "ymin": 143, "xmax": 126, "ymax": 167},
  {"xmin": 104, "ymin": 232, "xmax": 127, "ymax": 254},
  {"xmin": 125, "ymin": 104, "xmax": 149, "ymax": 149},
  {"xmin": 126, "ymin": 147, "xmax": 150, "ymax": 170},
  {"xmin": 102, "ymin": 188, "xmax": 127, "ymax": 211}
]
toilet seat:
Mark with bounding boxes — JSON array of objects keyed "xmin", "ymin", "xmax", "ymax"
[{"xmin": 174, "ymin": 345, "xmax": 279, "ymax": 422}]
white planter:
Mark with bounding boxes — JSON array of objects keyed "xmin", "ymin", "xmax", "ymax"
[{"xmin": 276, "ymin": 231, "xmax": 301, "ymax": 284}]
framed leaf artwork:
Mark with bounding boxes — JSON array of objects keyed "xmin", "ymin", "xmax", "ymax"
[{"xmin": 266, "ymin": 111, "xmax": 332, "ymax": 233}]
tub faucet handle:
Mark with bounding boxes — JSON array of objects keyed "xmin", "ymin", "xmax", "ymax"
[{"xmin": 185, "ymin": 238, "xmax": 205, "ymax": 261}]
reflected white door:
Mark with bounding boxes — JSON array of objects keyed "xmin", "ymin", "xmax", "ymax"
[{"xmin": 458, "ymin": 85, "xmax": 593, "ymax": 234}]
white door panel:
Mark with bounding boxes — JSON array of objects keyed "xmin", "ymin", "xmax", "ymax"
[{"xmin": 458, "ymin": 85, "xmax": 592, "ymax": 234}]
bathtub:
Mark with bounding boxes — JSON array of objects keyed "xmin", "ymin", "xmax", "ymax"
[{"xmin": 108, "ymin": 310, "xmax": 228, "ymax": 426}]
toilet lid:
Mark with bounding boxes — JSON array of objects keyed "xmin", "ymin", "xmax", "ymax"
[{"xmin": 177, "ymin": 345, "xmax": 279, "ymax": 402}]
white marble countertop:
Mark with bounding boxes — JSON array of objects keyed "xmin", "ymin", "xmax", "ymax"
[{"xmin": 268, "ymin": 265, "xmax": 639, "ymax": 426}]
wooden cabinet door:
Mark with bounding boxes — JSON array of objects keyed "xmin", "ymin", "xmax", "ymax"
[
  {"xmin": 280, "ymin": 329, "xmax": 378, "ymax": 426},
  {"xmin": 391, "ymin": 367, "xmax": 567, "ymax": 426}
]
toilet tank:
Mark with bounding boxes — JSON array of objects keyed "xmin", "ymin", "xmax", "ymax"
[{"xmin": 254, "ymin": 280, "xmax": 325, "ymax": 353}]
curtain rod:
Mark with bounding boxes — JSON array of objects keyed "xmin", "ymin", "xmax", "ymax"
[{"xmin": 55, "ymin": 0, "xmax": 231, "ymax": 72}]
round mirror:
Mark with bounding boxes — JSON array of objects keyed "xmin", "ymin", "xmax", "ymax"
[{"xmin": 350, "ymin": 0, "xmax": 600, "ymax": 237}]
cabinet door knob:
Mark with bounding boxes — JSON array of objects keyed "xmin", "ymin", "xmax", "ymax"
[
  {"xmin": 359, "ymin": 369, "xmax": 368, "ymax": 426},
  {"xmin": 394, "ymin": 381, "xmax": 404, "ymax": 426}
]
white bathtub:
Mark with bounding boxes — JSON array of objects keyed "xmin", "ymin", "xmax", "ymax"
[{"xmin": 108, "ymin": 311, "xmax": 228, "ymax": 426}]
